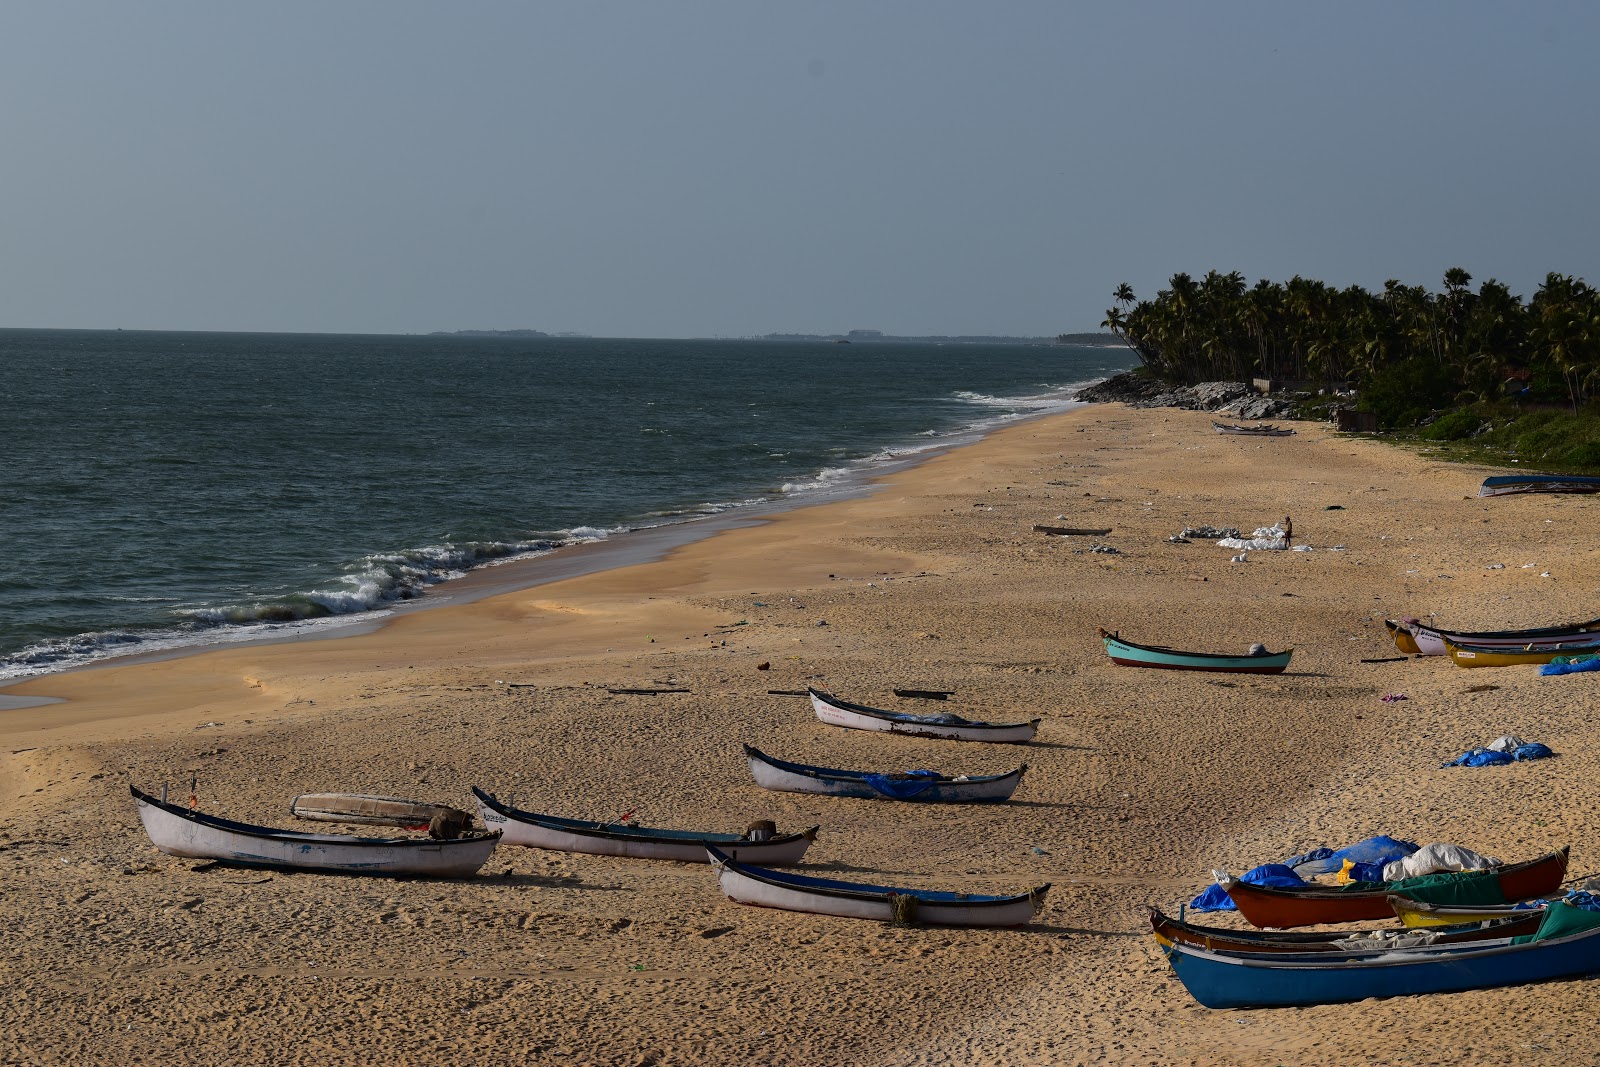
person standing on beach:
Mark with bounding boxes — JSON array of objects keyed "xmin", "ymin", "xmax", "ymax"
[{"xmin": 1283, "ymin": 515, "xmax": 1292, "ymax": 547}]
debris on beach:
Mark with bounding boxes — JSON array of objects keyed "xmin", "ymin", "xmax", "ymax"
[
  {"xmin": 1217, "ymin": 522, "xmax": 1291, "ymax": 551},
  {"xmin": 1444, "ymin": 735, "xmax": 1555, "ymax": 767},
  {"xmin": 1180, "ymin": 525, "xmax": 1240, "ymax": 540}
]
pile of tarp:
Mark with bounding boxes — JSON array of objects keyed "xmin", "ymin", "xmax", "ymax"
[
  {"xmin": 1541, "ymin": 653, "xmax": 1600, "ymax": 676},
  {"xmin": 1217, "ymin": 523, "xmax": 1290, "ymax": 551},
  {"xmin": 1444, "ymin": 734, "xmax": 1555, "ymax": 767},
  {"xmin": 1180, "ymin": 525, "xmax": 1240, "ymax": 540},
  {"xmin": 1190, "ymin": 835, "xmax": 1418, "ymax": 912}
]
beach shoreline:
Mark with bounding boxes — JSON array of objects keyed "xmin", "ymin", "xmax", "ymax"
[{"xmin": 7, "ymin": 402, "xmax": 1600, "ymax": 1066}]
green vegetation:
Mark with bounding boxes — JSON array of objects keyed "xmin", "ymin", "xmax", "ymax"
[{"xmin": 1103, "ymin": 269, "xmax": 1600, "ymax": 472}]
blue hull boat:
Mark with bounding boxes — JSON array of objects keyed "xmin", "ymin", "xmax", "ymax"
[
  {"xmin": 1157, "ymin": 919, "xmax": 1600, "ymax": 1008},
  {"xmin": 1479, "ymin": 474, "xmax": 1600, "ymax": 497}
]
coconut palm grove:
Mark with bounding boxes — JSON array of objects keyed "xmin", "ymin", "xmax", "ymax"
[{"xmin": 1100, "ymin": 270, "xmax": 1600, "ymax": 469}]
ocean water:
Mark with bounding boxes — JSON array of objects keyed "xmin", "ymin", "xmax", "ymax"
[{"xmin": 0, "ymin": 330, "xmax": 1132, "ymax": 680}]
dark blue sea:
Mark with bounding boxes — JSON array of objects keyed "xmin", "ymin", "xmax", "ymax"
[{"xmin": 0, "ymin": 330, "xmax": 1132, "ymax": 680}]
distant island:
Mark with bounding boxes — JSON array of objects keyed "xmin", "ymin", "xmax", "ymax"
[
  {"xmin": 429, "ymin": 329, "xmax": 592, "ymax": 338},
  {"xmin": 756, "ymin": 329, "xmax": 1118, "ymax": 346}
]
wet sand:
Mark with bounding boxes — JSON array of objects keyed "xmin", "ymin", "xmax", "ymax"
[{"xmin": 5, "ymin": 405, "xmax": 1600, "ymax": 1066}]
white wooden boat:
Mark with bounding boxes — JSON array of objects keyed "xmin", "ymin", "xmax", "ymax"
[
  {"xmin": 808, "ymin": 688, "xmax": 1039, "ymax": 744},
  {"xmin": 743, "ymin": 745, "xmax": 1026, "ymax": 802},
  {"xmin": 290, "ymin": 793, "xmax": 461, "ymax": 827},
  {"xmin": 132, "ymin": 785, "xmax": 499, "ymax": 876},
  {"xmin": 473, "ymin": 787, "xmax": 818, "ymax": 863},
  {"xmin": 709, "ymin": 844, "xmax": 1049, "ymax": 926}
]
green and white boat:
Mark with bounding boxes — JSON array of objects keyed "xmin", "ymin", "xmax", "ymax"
[{"xmin": 1100, "ymin": 629, "xmax": 1292, "ymax": 674}]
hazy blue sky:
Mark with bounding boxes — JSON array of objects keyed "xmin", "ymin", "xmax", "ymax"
[{"xmin": 1, "ymin": 2, "xmax": 1595, "ymax": 337}]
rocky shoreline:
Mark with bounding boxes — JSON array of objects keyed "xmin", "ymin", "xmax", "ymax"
[{"xmin": 1074, "ymin": 370, "xmax": 1298, "ymax": 420}]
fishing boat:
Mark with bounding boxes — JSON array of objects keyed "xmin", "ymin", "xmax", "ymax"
[
  {"xmin": 1219, "ymin": 846, "xmax": 1567, "ymax": 928},
  {"xmin": 290, "ymin": 793, "xmax": 463, "ymax": 828},
  {"xmin": 1385, "ymin": 615, "xmax": 1600, "ymax": 657},
  {"xmin": 1478, "ymin": 474, "xmax": 1600, "ymax": 497},
  {"xmin": 1149, "ymin": 906, "xmax": 1542, "ymax": 954},
  {"xmin": 472, "ymin": 787, "xmax": 818, "ymax": 863},
  {"xmin": 1100, "ymin": 630, "xmax": 1292, "ymax": 674},
  {"xmin": 1389, "ymin": 895, "xmax": 1545, "ymax": 929},
  {"xmin": 708, "ymin": 844, "xmax": 1049, "ymax": 927},
  {"xmin": 131, "ymin": 785, "xmax": 499, "ymax": 877},
  {"xmin": 743, "ymin": 745, "xmax": 1025, "ymax": 803},
  {"xmin": 1032, "ymin": 525, "xmax": 1113, "ymax": 536},
  {"xmin": 1155, "ymin": 902, "xmax": 1600, "ymax": 1008},
  {"xmin": 807, "ymin": 688, "xmax": 1039, "ymax": 744},
  {"xmin": 1212, "ymin": 421, "xmax": 1296, "ymax": 437},
  {"xmin": 1444, "ymin": 636, "xmax": 1600, "ymax": 668}
]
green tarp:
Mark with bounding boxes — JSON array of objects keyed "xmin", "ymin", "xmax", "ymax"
[
  {"xmin": 1514, "ymin": 900, "xmax": 1600, "ymax": 945},
  {"xmin": 1386, "ymin": 867, "xmax": 1507, "ymax": 908}
]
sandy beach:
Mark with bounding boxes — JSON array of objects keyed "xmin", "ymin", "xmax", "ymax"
[{"xmin": 5, "ymin": 402, "xmax": 1600, "ymax": 1066}]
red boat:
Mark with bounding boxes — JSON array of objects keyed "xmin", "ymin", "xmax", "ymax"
[{"xmin": 1221, "ymin": 847, "xmax": 1568, "ymax": 929}]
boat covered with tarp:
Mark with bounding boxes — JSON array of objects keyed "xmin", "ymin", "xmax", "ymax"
[{"xmin": 1219, "ymin": 846, "xmax": 1568, "ymax": 928}]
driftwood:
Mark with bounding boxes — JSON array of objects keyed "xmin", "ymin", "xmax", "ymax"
[
  {"xmin": 893, "ymin": 689, "xmax": 954, "ymax": 700},
  {"xmin": 767, "ymin": 690, "xmax": 810, "ymax": 696},
  {"xmin": 1033, "ymin": 525, "xmax": 1113, "ymax": 536},
  {"xmin": 607, "ymin": 687, "xmax": 691, "ymax": 696}
]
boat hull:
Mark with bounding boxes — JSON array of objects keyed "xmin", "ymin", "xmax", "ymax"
[
  {"xmin": 1101, "ymin": 630, "xmax": 1292, "ymax": 674},
  {"xmin": 1388, "ymin": 616, "xmax": 1600, "ymax": 656},
  {"xmin": 808, "ymin": 689, "xmax": 1039, "ymax": 744},
  {"xmin": 133, "ymin": 787, "xmax": 498, "ymax": 877},
  {"xmin": 1445, "ymin": 638, "xmax": 1600, "ymax": 668},
  {"xmin": 1212, "ymin": 422, "xmax": 1295, "ymax": 437},
  {"xmin": 710, "ymin": 846, "xmax": 1047, "ymax": 927},
  {"xmin": 1158, "ymin": 926, "xmax": 1600, "ymax": 1009},
  {"xmin": 1390, "ymin": 896, "xmax": 1545, "ymax": 929},
  {"xmin": 473, "ymin": 788, "xmax": 817, "ymax": 864},
  {"xmin": 1223, "ymin": 847, "xmax": 1567, "ymax": 928},
  {"xmin": 743, "ymin": 745, "xmax": 1024, "ymax": 803},
  {"xmin": 1150, "ymin": 907, "xmax": 1542, "ymax": 954},
  {"xmin": 1478, "ymin": 474, "xmax": 1600, "ymax": 497}
]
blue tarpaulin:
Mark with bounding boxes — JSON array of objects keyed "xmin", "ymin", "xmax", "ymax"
[
  {"xmin": 1446, "ymin": 743, "xmax": 1554, "ymax": 767},
  {"xmin": 1289, "ymin": 835, "xmax": 1419, "ymax": 877},
  {"xmin": 862, "ymin": 770, "xmax": 940, "ymax": 799},
  {"xmin": 1540, "ymin": 655, "xmax": 1600, "ymax": 676},
  {"xmin": 1189, "ymin": 864, "xmax": 1307, "ymax": 912}
]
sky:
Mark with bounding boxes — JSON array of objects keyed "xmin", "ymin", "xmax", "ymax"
[{"xmin": 0, "ymin": 2, "xmax": 1596, "ymax": 338}]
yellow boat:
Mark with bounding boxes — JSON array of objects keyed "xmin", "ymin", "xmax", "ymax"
[
  {"xmin": 1444, "ymin": 637, "xmax": 1600, "ymax": 668},
  {"xmin": 1384, "ymin": 619, "xmax": 1422, "ymax": 655},
  {"xmin": 1389, "ymin": 894, "xmax": 1543, "ymax": 928}
]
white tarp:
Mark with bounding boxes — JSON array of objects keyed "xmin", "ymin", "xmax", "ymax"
[
  {"xmin": 1217, "ymin": 524, "xmax": 1289, "ymax": 551},
  {"xmin": 1381, "ymin": 843, "xmax": 1502, "ymax": 882}
]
